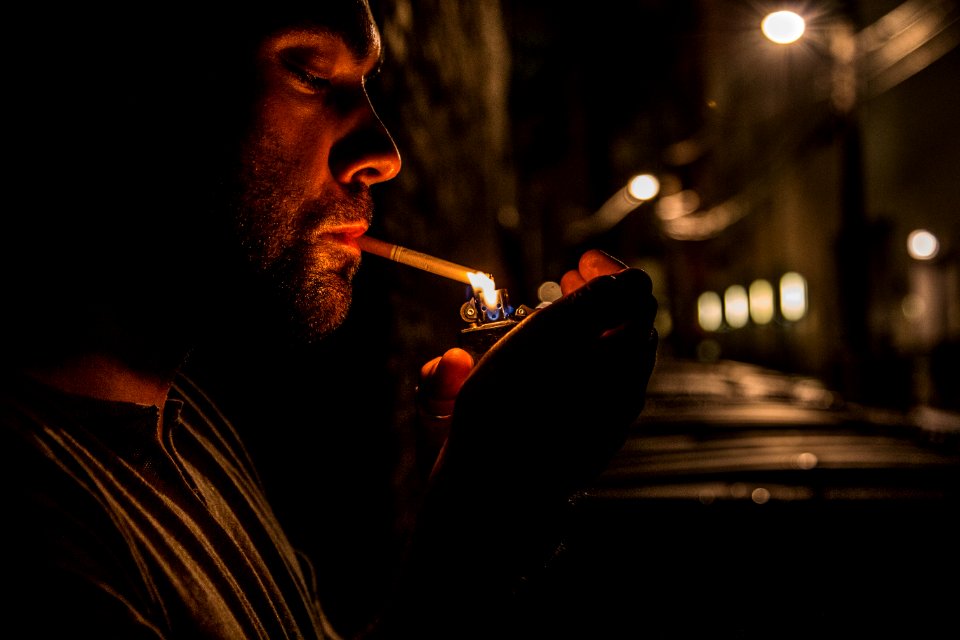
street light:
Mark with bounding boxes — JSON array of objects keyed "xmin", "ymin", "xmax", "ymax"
[
  {"xmin": 761, "ymin": 10, "xmax": 806, "ymax": 44},
  {"xmin": 907, "ymin": 229, "xmax": 940, "ymax": 261},
  {"xmin": 564, "ymin": 172, "xmax": 661, "ymax": 244}
]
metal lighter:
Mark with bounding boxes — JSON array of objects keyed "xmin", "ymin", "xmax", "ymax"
[{"xmin": 458, "ymin": 286, "xmax": 537, "ymax": 361}]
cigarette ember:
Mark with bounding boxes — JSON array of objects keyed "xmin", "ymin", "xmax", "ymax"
[{"xmin": 358, "ymin": 235, "xmax": 493, "ymax": 287}]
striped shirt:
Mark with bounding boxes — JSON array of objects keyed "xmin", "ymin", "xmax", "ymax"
[{"xmin": 1, "ymin": 372, "xmax": 340, "ymax": 639}]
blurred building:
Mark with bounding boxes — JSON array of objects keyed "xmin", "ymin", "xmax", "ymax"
[{"xmin": 501, "ymin": 0, "xmax": 960, "ymax": 411}]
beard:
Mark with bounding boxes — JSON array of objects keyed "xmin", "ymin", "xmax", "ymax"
[
  {"xmin": 230, "ymin": 143, "xmax": 373, "ymax": 344},
  {"xmin": 268, "ymin": 232, "xmax": 361, "ymax": 342}
]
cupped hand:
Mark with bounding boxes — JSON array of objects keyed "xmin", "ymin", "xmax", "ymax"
[
  {"xmin": 380, "ymin": 250, "xmax": 660, "ymax": 638},
  {"xmin": 434, "ymin": 249, "xmax": 659, "ymax": 503}
]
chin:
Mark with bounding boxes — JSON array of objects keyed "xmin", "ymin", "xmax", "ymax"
[{"xmin": 290, "ymin": 275, "xmax": 354, "ymax": 344}]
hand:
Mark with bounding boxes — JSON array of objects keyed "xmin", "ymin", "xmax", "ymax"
[
  {"xmin": 437, "ymin": 250, "xmax": 658, "ymax": 500},
  {"xmin": 378, "ymin": 250, "xmax": 658, "ymax": 638}
]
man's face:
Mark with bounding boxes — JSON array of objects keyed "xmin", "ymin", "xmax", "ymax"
[{"xmin": 232, "ymin": 8, "xmax": 401, "ymax": 342}]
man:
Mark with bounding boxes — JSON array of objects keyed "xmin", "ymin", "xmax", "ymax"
[{"xmin": 1, "ymin": 2, "xmax": 658, "ymax": 638}]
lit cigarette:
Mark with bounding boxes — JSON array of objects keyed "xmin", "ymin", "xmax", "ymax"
[{"xmin": 357, "ymin": 235, "xmax": 487, "ymax": 285}]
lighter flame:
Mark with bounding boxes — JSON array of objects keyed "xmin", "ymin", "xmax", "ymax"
[{"xmin": 467, "ymin": 272, "xmax": 498, "ymax": 309}]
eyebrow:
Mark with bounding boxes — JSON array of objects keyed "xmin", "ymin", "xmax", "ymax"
[
  {"xmin": 283, "ymin": 3, "xmax": 381, "ymax": 58},
  {"xmin": 275, "ymin": 24, "xmax": 383, "ymax": 69}
]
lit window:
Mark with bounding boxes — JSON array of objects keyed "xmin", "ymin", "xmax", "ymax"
[
  {"xmin": 749, "ymin": 279, "xmax": 775, "ymax": 324},
  {"xmin": 698, "ymin": 291, "xmax": 723, "ymax": 331},
  {"xmin": 724, "ymin": 285, "xmax": 749, "ymax": 328},
  {"xmin": 780, "ymin": 272, "xmax": 807, "ymax": 321}
]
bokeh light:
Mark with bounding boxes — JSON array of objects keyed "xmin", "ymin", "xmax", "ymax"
[
  {"xmin": 724, "ymin": 285, "xmax": 749, "ymax": 328},
  {"xmin": 761, "ymin": 10, "xmax": 806, "ymax": 44},
  {"xmin": 749, "ymin": 279, "xmax": 775, "ymax": 324},
  {"xmin": 627, "ymin": 173, "xmax": 660, "ymax": 200},
  {"xmin": 698, "ymin": 291, "xmax": 723, "ymax": 331},
  {"xmin": 780, "ymin": 272, "xmax": 808, "ymax": 321},
  {"xmin": 907, "ymin": 229, "xmax": 939, "ymax": 260}
]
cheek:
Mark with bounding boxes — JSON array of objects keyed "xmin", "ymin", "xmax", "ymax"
[
  {"xmin": 257, "ymin": 97, "xmax": 333, "ymax": 180},
  {"xmin": 235, "ymin": 146, "xmax": 297, "ymax": 265}
]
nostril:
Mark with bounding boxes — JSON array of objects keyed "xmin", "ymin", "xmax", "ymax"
[{"xmin": 331, "ymin": 126, "xmax": 402, "ymax": 186}]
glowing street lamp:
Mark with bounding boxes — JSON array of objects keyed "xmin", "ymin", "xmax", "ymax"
[
  {"xmin": 564, "ymin": 172, "xmax": 661, "ymax": 243},
  {"xmin": 907, "ymin": 229, "xmax": 940, "ymax": 261},
  {"xmin": 761, "ymin": 10, "xmax": 806, "ymax": 44}
]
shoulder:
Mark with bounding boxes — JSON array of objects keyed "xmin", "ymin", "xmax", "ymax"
[
  {"xmin": 169, "ymin": 372, "xmax": 265, "ymax": 487},
  {"xmin": 0, "ymin": 377, "xmax": 164, "ymax": 637}
]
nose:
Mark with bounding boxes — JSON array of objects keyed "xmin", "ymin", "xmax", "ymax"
[{"xmin": 331, "ymin": 100, "xmax": 402, "ymax": 186}]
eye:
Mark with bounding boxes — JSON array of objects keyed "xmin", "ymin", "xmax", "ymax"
[{"xmin": 282, "ymin": 59, "xmax": 331, "ymax": 92}]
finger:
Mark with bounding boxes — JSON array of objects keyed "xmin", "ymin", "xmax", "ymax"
[
  {"xmin": 420, "ymin": 355, "xmax": 442, "ymax": 380},
  {"xmin": 560, "ymin": 249, "xmax": 627, "ymax": 295},
  {"xmin": 559, "ymin": 269, "xmax": 586, "ymax": 295},
  {"xmin": 419, "ymin": 348, "xmax": 474, "ymax": 417},
  {"xmin": 430, "ymin": 348, "xmax": 474, "ymax": 399},
  {"xmin": 577, "ymin": 249, "xmax": 628, "ymax": 281}
]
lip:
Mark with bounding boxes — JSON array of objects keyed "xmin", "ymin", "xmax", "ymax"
[{"xmin": 317, "ymin": 223, "xmax": 369, "ymax": 252}]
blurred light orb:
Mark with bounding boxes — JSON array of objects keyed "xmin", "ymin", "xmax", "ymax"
[
  {"xmin": 628, "ymin": 173, "xmax": 660, "ymax": 200},
  {"xmin": 724, "ymin": 285, "xmax": 749, "ymax": 329},
  {"xmin": 761, "ymin": 10, "xmax": 806, "ymax": 44},
  {"xmin": 655, "ymin": 189, "xmax": 700, "ymax": 220},
  {"xmin": 698, "ymin": 291, "xmax": 723, "ymax": 331},
  {"xmin": 749, "ymin": 279, "xmax": 775, "ymax": 325},
  {"xmin": 796, "ymin": 452, "xmax": 818, "ymax": 469},
  {"xmin": 907, "ymin": 228, "xmax": 939, "ymax": 260},
  {"xmin": 779, "ymin": 272, "xmax": 807, "ymax": 321},
  {"xmin": 537, "ymin": 280, "xmax": 562, "ymax": 304}
]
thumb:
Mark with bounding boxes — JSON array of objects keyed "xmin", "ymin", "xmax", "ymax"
[{"xmin": 418, "ymin": 347, "xmax": 475, "ymax": 420}]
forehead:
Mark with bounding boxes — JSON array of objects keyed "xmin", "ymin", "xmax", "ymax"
[{"xmin": 258, "ymin": 0, "xmax": 380, "ymax": 58}]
